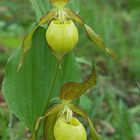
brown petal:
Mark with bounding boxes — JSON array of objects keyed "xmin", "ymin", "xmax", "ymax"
[{"xmin": 60, "ymin": 64, "xmax": 96, "ymax": 100}]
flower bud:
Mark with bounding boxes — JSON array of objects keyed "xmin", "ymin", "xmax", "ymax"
[
  {"xmin": 46, "ymin": 20, "xmax": 78, "ymax": 54},
  {"xmin": 54, "ymin": 116, "xmax": 87, "ymax": 140}
]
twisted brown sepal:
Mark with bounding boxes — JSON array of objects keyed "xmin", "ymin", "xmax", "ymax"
[
  {"xmin": 30, "ymin": 104, "xmax": 63, "ymax": 140},
  {"xmin": 17, "ymin": 9, "xmax": 57, "ymax": 71},
  {"xmin": 44, "ymin": 112, "xmax": 58, "ymax": 140},
  {"xmin": 64, "ymin": 8, "xmax": 117, "ymax": 59},
  {"xmin": 69, "ymin": 104, "xmax": 101, "ymax": 140},
  {"xmin": 85, "ymin": 25, "xmax": 117, "ymax": 59},
  {"xmin": 60, "ymin": 63, "xmax": 96, "ymax": 100}
]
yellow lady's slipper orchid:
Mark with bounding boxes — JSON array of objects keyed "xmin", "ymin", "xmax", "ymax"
[
  {"xmin": 54, "ymin": 116, "xmax": 87, "ymax": 140},
  {"xmin": 19, "ymin": 0, "xmax": 116, "ymax": 68},
  {"xmin": 46, "ymin": 20, "xmax": 78, "ymax": 53}
]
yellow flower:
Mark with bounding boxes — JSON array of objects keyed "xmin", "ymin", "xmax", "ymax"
[
  {"xmin": 46, "ymin": 20, "xmax": 78, "ymax": 54},
  {"xmin": 54, "ymin": 116, "xmax": 87, "ymax": 140},
  {"xmin": 19, "ymin": 0, "xmax": 116, "ymax": 68}
]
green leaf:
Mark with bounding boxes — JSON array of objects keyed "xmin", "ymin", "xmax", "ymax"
[
  {"xmin": 60, "ymin": 64, "xmax": 96, "ymax": 100},
  {"xmin": 18, "ymin": 24, "xmax": 37, "ymax": 70},
  {"xmin": 29, "ymin": 0, "xmax": 51, "ymax": 21},
  {"xmin": 2, "ymin": 27, "xmax": 81, "ymax": 131},
  {"xmin": 128, "ymin": 0, "xmax": 140, "ymax": 10},
  {"xmin": 69, "ymin": 104, "xmax": 101, "ymax": 140},
  {"xmin": 67, "ymin": 0, "xmax": 79, "ymax": 13}
]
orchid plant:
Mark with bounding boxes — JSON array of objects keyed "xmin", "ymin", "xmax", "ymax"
[
  {"xmin": 2, "ymin": 0, "xmax": 117, "ymax": 140},
  {"xmin": 31, "ymin": 65, "xmax": 101, "ymax": 140}
]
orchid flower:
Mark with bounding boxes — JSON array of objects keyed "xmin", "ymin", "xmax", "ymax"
[{"xmin": 18, "ymin": 0, "xmax": 116, "ymax": 70}]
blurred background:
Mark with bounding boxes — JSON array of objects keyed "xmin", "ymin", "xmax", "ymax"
[{"xmin": 0, "ymin": 0, "xmax": 140, "ymax": 139}]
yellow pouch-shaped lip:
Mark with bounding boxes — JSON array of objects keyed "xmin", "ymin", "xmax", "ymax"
[
  {"xmin": 54, "ymin": 116, "xmax": 87, "ymax": 140},
  {"xmin": 46, "ymin": 20, "xmax": 78, "ymax": 54}
]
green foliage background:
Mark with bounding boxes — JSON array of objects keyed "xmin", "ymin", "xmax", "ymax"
[{"xmin": 0, "ymin": 0, "xmax": 140, "ymax": 140}]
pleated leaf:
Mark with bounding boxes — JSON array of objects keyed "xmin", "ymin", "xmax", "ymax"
[
  {"xmin": 29, "ymin": 0, "xmax": 51, "ymax": 21},
  {"xmin": 2, "ymin": 27, "xmax": 81, "ymax": 131},
  {"xmin": 67, "ymin": 0, "xmax": 79, "ymax": 13}
]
